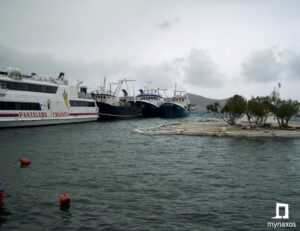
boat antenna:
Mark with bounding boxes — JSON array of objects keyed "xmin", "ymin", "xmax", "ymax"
[
  {"xmin": 103, "ymin": 76, "xmax": 107, "ymax": 91},
  {"xmin": 133, "ymin": 84, "xmax": 136, "ymax": 102}
]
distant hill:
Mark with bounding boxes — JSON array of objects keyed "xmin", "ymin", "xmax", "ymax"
[{"xmin": 187, "ymin": 93, "xmax": 227, "ymax": 112}]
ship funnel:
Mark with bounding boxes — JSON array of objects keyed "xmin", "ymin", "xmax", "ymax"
[{"xmin": 122, "ymin": 89, "xmax": 128, "ymax": 97}]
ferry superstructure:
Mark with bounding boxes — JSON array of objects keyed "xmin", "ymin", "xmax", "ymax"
[
  {"xmin": 135, "ymin": 88, "xmax": 165, "ymax": 117},
  {"xmin": 0, "ymin": 70, "xmax": 98, "ymax": 128}
]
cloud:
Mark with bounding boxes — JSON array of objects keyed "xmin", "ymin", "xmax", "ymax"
[
  {"xmin": 242, "ymin": 49, "xmax": 283, "ymax": 82},
  {"xmin": 157, "ymin": 17, "xmax": 180, "ymax": 30},
  {"xmin": 131, "ymin": 62, "xmax": 177, "ymax": 89},
  {"xmin": 241, "ymin": 48, "xmax": 300, "ymax": 83},
  {"xmin": 280, "ymin": 50, "xmax": 300, "ymax": 80},
  {"xmin": 0, "ymin": 45, "xmax": 175, "ymax": 90},
  {"xmin": 0, "ymin": 45, "xmax": 224, "ymax": 93},
  {"xmin": 131, "ymin": 49, "xmax": 224, "ymax": 89},
  {"xmin": 0, "ymin": 45, "xmax": 131, "ymax": 86},
  {"xmin": 182, "ymin": 49, "xmax": 223, "ymax": 87}
]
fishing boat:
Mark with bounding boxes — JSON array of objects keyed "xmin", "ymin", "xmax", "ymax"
[
  {"xmin": 135, "ymin": 88, "xmax": 165, "ymax": 117},
  {"xmin": 159, "ymin": 89, "xmax": 190, "ymax": 118},
  {"xmin": 91, "ymin": 78, "xmax": 142, "ymax": 120},
  {"xmin": 0, "ymin": 69, "xmax": 98, "ymax": 128}
]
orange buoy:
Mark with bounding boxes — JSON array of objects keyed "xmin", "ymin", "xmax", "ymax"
[
  {"xmin": 59, "ymin": 193, "xmax": 71, "ymax": 208},
  {"xmin": 0, "ymin": 191, "xmax": 6, "ymax": 207},
  {"xmin": 19, "ymin": 157, "xmax": 31, "ymax": 168}
]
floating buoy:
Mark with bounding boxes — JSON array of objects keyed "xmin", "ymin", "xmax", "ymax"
[
  {"xmin": 19, "ymin": 157, "xmax": 31, "ymax": 168},
  {"xmin": 0, "ymin": 191, "xmax": 6, "ymax": 207},
  {"xmin": 59, "ymin": 193, "xmax": 71, "ymax": 209}
]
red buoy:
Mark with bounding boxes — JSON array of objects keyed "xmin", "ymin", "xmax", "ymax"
[
  {"xmin": 0, "ymin": 191, "xmax": 6, "ymax": 207},
  {"xmin": 19, "ymin": 157, "xmax": 31, "ymax": 168},
  {"xmin": 59, "ymin": 193, "xmax": 71, "ymax": 208}
]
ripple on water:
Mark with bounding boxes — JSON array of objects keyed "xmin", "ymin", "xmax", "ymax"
[{"xmin": 0, "ymin": 119, "xmax": 300, "ymax": 230}]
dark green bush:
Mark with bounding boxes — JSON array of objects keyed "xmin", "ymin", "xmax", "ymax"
[
  {"xmin": 221, "ymin": 95, "xmax": 247, "ymax": 125},
  {"xmin": 272, "ymin": 100, "xmax": 300, "ymax": 128}
]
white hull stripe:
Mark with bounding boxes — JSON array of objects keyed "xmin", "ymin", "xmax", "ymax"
[{"xmin": 0, "ymin": 112, "xmax": 98, "ymax": 117}]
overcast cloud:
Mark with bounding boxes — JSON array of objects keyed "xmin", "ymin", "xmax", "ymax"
[
  {"xmin": 242, "ymin": 49, "xmax": 283, "ymax": 83},
  {"xmin": 183, "ymin": 49, "xmax": 223, "ymax": 87},
  {"xmin": 242, "ymin": 48, "xmax": 300, "ymax": 84},
  {"xmin": 1, "ymin": 0, "xmax": 300, "ymax": 99},
  {"xmin": 157, "ymin": 17, "xmax": 181, "ymax": 30}
]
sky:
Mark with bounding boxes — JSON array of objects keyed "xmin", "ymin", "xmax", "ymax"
[{"xmin": 1, "ymin": 0, "xmax": 300, "ymax": 99}]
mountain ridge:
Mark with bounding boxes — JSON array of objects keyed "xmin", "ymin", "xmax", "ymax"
[{"xmin": 187, "ymin": 93, "xmax": 227, "ymax": 112}]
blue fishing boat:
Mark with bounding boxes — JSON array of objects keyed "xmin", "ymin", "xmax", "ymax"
[{"xmin": 160, "ymin": 89, "xmax": 190, "ymax": 118}]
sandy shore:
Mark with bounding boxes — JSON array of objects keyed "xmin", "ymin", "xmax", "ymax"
[{"xmin": 134, "ymin": 120, "xmax": 300, "ymax": 138}]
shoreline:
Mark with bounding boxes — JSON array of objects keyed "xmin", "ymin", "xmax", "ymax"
[{"xmin": 134, "ymin": 120, "xmax": 300, "ymax": 138}]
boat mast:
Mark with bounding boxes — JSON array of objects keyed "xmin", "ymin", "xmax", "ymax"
[{"xmin": 103, "ymin": 76, "xmax": 106, "ymax": 91}]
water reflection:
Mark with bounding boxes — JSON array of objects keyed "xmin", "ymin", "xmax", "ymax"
[{"xmin": 0, "ymin": 207, "xmax": 11, "ymax": 226}]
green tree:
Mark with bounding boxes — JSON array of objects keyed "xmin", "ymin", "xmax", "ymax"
[
  {"xmin": 206, "ymin": 102, "xmax": 220, "ymax": 113},
  {"xmin": 221, "ymin": 95, "xmax": 247, "ymax": 125},
  {"xmin": 246, "ymin": 96, "xmax": 273, "ymax": 127},
  {"xmin": 272, "ymin": 99, "xmax": 300, "ymax": 128}
]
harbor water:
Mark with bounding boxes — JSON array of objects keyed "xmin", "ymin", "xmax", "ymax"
[{"xmin": 0, "ymin": 116, "xmax": 300, "ymax": 230}]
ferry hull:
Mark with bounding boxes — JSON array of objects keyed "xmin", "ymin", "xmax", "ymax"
[
  {"xmin": 135, "ymin": 101, "xmax": 160, "ymax": 117},
  {"xmin": 97, "ymin": 102, "xmax": 142, "ymax": 120},
  {"xmin": 0, "ymin": 115, "xmax": 98, "ymax": 128},
  {"xmin": 159, "ymin": 103, "xmax": 190, "ymax": 118}
]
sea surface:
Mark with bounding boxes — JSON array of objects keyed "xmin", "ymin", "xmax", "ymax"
[{"xmin": 0, "ymin": 116, "xmax": 300, "ymax": 231}]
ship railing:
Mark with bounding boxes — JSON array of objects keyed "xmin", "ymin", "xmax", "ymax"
[{"xmin": 78, "ymin": 92, "xmax": 94, "ymax": 99}]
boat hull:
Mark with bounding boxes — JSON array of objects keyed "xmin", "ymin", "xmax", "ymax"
[
  {"xmin": 97, "ymin": 102, "xmax": 142, "ymax": 120},
  {"xmin": 159, "ymin": 102, "xmax": 190, "ymax": 118},
  {"xmin": 135, "ymin": 101, "xmax": 160, "ymax": 117}
]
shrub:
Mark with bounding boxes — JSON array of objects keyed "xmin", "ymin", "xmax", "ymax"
[
  {"xmin": 246, "ymin": 96, "xmax": 273, "ymax": 127},
  {"xmin": 221, "ymin": 95, "xmax": 247, "ymax": 125},
  {"xmin": 272, "ymin": 99, "xmax": 300, "ymax": 128},
  {"xmin": 206, "ymin": 102, "xmax": 220, "ymax": 113}
]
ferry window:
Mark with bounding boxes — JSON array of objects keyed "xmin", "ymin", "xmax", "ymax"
[
  {"xmin": 0, "ymin": 80, "xmax": 57, "ymax": 93},
  {"xmin": 0, "ymin": 101, "xmax": 41, "ymax": 110},
  {"xmin": 0, "ymin": 71, "xmax": 8, "ymax": 76},
  {"xmin": 69, "ymin": 100, "xmax": 95, "ymax": 107}
]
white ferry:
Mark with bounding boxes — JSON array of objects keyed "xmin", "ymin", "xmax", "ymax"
[{"xmin": 0, "ymin": 69, "xmax": 98, "ymax": 128}]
